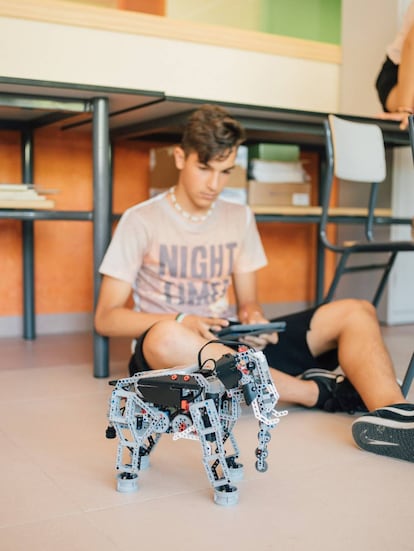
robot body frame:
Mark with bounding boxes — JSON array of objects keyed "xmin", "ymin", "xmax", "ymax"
[{"xmin": 106, "ymin": 347, "xmax": 287, "ymax": 505}]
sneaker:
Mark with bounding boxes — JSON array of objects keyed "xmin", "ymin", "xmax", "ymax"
[
  {"xmin": 352, "ymin": 403, "xmax": 414, "ymax": 462},
  {"xmin": 300, "ymin": 368, "xmax": 367, "ymax": 414}
]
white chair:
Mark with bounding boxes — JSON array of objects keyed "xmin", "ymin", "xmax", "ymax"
[
  {"xmin": 323, "ymin": 115, "xmax": 414, "ymax": 398},
  {"xmin": 321, "ymin": 114, "xmax": 414, "ymax": 307}
]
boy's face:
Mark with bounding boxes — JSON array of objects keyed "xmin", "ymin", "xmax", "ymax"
[{"xmin": 173, "ymin": 146, "xmax": 237, "ymax": 213}]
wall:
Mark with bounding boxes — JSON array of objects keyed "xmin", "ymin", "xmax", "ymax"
[
  {"xmin": 166, "ymin": 0, "xmax": 261, "ymax": 32},
  {"xmin": 260, "ymin": 0, "xmax": 341, "ymax": 44},
  {"xmin": 54, "ymin": 0, "xmax": 342, "ymax": 43},
  {"xmin": 0, "ymin": 1, "xmax": 340, "ymax": 111},
  {"xmin": 60, "ymin": 0, "xmax": 115, "ymax": 6}
]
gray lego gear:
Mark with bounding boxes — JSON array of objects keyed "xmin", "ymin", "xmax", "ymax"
[{"xmin": 106, "ymin": 348, "xmax": 287, "ymax": 505}]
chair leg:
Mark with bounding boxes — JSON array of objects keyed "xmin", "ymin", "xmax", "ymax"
[
  {"xmin": 325, "ymin": 251, "xmax": 398, "ymax": 307},
  {"xmin": 401, "ymin": 353, "xmax": 414, "ymax": 398},
  {"xmin": 372, "ymin": 252, "xmax": 398, "ymax": 307},
  {"xmin": 324, "ymin": 252, "xmax": 350, "ymax": 303}
]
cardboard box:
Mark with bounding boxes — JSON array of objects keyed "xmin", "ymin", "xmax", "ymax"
[
  {"xmin": 248, "ymin": 181, "xmax": 311, "ymax": 207},
  {"xmin": 149, "ymin": 145, "xmax": 248, "ymax": 194},
  {"xmin": 224, "ymin": 165, "xmax": 248, "ymax": 188},
  {"xmin": 149, "ymin": 146, "xmax": 179, "ymax": 189}
]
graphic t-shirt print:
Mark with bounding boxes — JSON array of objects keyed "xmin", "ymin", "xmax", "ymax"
[{"xmin": 154, "ymin": 241, "xmax": 238, "ymax": 313}]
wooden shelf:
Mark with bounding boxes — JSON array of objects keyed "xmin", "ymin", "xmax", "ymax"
[
  {"xmin": 0, "ymin": 199, "xmax": 55, "ymax": 209},
  {"xmin": 252, "ymin": 205, "xmax": 392, "ymax": 217}
]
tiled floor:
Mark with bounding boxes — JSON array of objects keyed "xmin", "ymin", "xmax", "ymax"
[{"xmin": 0, "ymin": 325, "xmax": 413, "ymax": 551}]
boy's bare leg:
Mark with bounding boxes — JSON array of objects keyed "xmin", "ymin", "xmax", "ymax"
[
  {"xmin": 142, "ymin": 319, "xmax": 331, "ymax": 408},
  {"xmin": 141, "ymin": 299, "xmax": 405, "ymax": 412},
  {"xmin": 306, "ymin": 299, "xmax": 405, "ymax": 411},
  {"xmin": 142, "ymin": 320, "xmax": 234, "ymax": 370}
]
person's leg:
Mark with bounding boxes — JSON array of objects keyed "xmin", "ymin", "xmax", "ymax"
[
  {"xmin": 141, "ymin": 320, "xmax": 232, "ymax": 370},
  {"xmin": 268, "ymin": 299, "xmax": 413, "ymax": 461},
  {"xmin": 265, "ymin": 369, "xmax": 320, "ymax": 407},
  {"xmin": 378, "ymin": 24, "xmax": 414, "ymax": 128},
  {"xmin": 264, "ymin": 308, "xmax": 333, "ymax": 407},
  {"xmin": 387, "ymin": 23, "xmax": 414, "ymax": 112},
  {"xmin": 136, "ymin": 303, "xmax": 404, "ymax": 412},
  {"xmin": 265, "ymin": 305, "xmax": 365, "ymax": 412},
  {"xmin": 139, "ymin": 318, "xmax": 322, "ymax": 408},
  {"xmin": 306, "ymin": 299, "xmax": 405, "ymax": 412}
]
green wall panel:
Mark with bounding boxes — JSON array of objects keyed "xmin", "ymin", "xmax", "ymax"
[{"xmin": 260, "ymin": 0, "xmax": 341, "ymax": 44}]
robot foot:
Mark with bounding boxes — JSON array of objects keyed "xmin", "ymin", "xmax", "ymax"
[
  {"xmin": 117, "ymin": 472, "xmax": 138, "ymax": 493},
  {"xmin": 228, "ymin": 464, "xmax": 244, "ymax": 483},
  {"xmin": 226, "ymin": 457, "xmax": 244, "ymax": 482},
  {"xmin": 214, "ymin": 484, "xmax": 239, "ymax": 506},
  {"xmin": 139, "ymin": 453, "xmax": 150, "ymax": 470}
]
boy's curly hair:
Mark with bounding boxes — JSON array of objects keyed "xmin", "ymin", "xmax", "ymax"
[{"xmin": 181, "ymin": 104, "xmax": 246, "ymax": 163}]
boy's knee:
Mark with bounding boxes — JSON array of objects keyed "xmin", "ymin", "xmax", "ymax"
[
  {"xmin": 145, "ymin": 319, "xmax": 180, "ymax": 347},
  {"xmin": 353, "ymin": 299, "xmax": 377, "ymax": 319},
  {"xmin": 323, "ymin": 298, "xmax": 378, "ymax": 324},
  {"xmin": 339, "ymin": 298, "xmax": 378, "ymax": 323},
  {"xmin": 143, "ymin": 320, "xmax": 186, "ymax": 363}
]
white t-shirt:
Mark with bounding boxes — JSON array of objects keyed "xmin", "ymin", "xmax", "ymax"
[
  {"xmin": 387, "ymin": 1, "xmax": 414, "ymax": 64},
  {"xmin": 99, "ymin": 192, "xmax": 267, "ymax": 319}
]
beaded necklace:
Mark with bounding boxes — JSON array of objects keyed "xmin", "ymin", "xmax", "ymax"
[{"xmin": 169, "ymin": 186, "xmax": 215, "ymax": 223}]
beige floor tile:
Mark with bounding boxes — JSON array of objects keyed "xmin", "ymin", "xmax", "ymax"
[
  {"xmin": 0, "ymin": 515, "xmax": 122, "ymax": 551},
  {"xmin": 0, "ymin": 327, "xmax": 413, "ymax": 550},
  {"xmin": 0, "ymin": 436, "xmax": 80, "ymax": 528}
]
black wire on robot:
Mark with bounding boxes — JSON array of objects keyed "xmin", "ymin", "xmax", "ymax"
[{"xmin": 105, "ymin": 339, "xmax": 287, "ymax": 506}]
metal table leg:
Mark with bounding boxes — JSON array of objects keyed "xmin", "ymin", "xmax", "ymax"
[
  {"xmin": 21, "ymin": 129, "xmax": 36, "ymax": 339},
  {"xmin": 92, "ymin": 97, "xmax": 111, "ymax": 378}
]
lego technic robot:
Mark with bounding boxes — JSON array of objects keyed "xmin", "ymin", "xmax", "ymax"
[{"xmin": 106, "ymin": 343, "xmax": 287, "ymax": 505}]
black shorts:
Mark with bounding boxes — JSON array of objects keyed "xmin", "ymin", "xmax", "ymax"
[
  {"xmin": 128, "ymin": 306, "xmax": 339, "ymax": 377},
  {"xmin": 128, "ymin": 327, "xmax": 153, "ymax": 375},
  {"xmin": 375, "ymin": 56, "xmax": 398, "ymax": 111},
  {"xmin": 264, "ymin": 308, "xmax": 338, "ymax": 376}
]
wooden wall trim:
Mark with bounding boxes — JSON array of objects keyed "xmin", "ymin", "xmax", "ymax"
[{"xmin": 0, "ymin": 0, "xmax": 341, "ymax": 64}]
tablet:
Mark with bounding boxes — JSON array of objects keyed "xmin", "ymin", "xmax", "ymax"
[{"xmin": 215, "ymin": 321, "xmax": 286, "ymax": 339}]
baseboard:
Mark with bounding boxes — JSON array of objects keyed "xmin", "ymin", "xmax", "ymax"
[
  {"xmin": 0, "ymin": 312, "xmax": 93, "ymax": 338},
  {"xmin": 262, "ymin": 301, "xmax": 309, "ymax": 319}
]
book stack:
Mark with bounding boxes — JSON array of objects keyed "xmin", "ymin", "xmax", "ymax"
[
  {"xmin": 249, "ymin": 159, "xmax": 308, "ymax": 184},
  {"xmin": 0, "ymin": 184, "xmax": 55, "ymax": 209}
]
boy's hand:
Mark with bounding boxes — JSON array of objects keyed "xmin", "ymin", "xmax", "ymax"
[
  {"xmin": 239, "ymin": 331, "xmax": 279, "ymax": 351},
  {"xmin": 179, "ymin": 315, "xmax": 229, "ymax": 340}
]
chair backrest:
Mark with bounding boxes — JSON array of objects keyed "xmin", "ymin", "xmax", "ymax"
[
  {"xmin": 328, "ymin": 115, "xmax": 386, "ymax": 183},
  {"xmin": 321, "ymin": 115, "xmax": 389, "ymax": 248}
]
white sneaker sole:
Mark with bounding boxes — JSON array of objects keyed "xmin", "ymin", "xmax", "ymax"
[{"xmin": 352, "ymin": 416, "xmax": 414, "ymax": 462}]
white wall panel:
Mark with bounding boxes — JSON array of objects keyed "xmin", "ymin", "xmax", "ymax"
[{"xmin": 0, "ymin": 15, "xmax": 339, "ymax": 112}]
